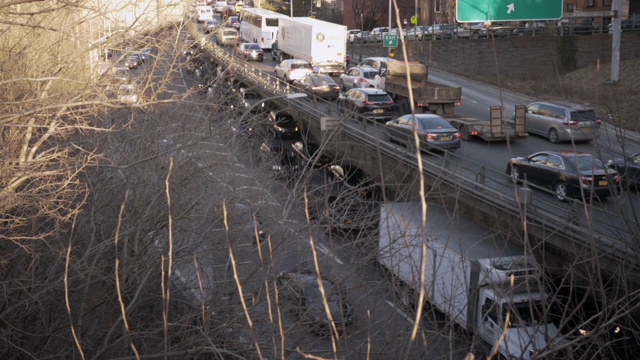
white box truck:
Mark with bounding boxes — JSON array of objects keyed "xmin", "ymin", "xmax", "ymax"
[
  {"xmin": 271, "ymin": 17, "xmax": 347, "ymax": 75},
  {"xmin": 378, "ymin": 202, "xmax": 571, "ymax": 359}
]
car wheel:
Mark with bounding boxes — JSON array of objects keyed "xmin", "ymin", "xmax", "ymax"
[
  {"xmin": 554, "ymin": 182, "xmax": 568, "ymax": 202},
  {"xmin": 510, "ymin": 165, "xmax": 522, "ymax": 183},
  {"xmin": 548, "ymin": 128, "xmax": 560, "ymax": 144},
  {"xmin": 460, "ymin": 125, "xmax": 471, "ymax": 141}
]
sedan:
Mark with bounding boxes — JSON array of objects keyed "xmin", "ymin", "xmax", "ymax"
[
  {"xmin": 276, "ymin": 271, "xmax": 354, "ymax": 334},
  {"xmin": 124, "ymin": 54, "xmax": 141, "ymax": 69},
  {"xmin": 339, "ymin": 66, "xmax": 379, "ymax": 91},
  {"xmin": 607, "ymin": 152, "xmax": 640, "ymax": 189},
  {"xmin": 204, "ymin": 19, "xmax": 219, "ymax": 34},
  {"xmin": 235, "ymin": 42, "xmax": 264, "ymax": 61},
  {"xmin": 338, "ymin": 88, "xmax": 396, "ymax": 122},
  {"xmin": 268, "ymin": 110, "xmax": 300, "ymax": 139},
  {"xmin": 385, "ymin": 114, "xmax": 461, "ymax": 152},
  {"xmin": 293, "ymin": 73, "xmax": 340, "ymax": 100},
  {"xmin": 506, "ymin": 151, "xmax": 621, "ymax": 202}
]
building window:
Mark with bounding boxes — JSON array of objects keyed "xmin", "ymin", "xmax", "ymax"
[
  {"xmin": 586, "ymin": 0, "xmax": 595, "ymax": 7},
  {"xmin": 434, "ymin": 0, "xmax": 441, "ymax": 13},
  {"xmin": 566, "ymin": 2, "xmax": 576, "ymax": 11},
  {"xmin": 603, "ymin": 0, "xmax": 612, "ymax": 6}
]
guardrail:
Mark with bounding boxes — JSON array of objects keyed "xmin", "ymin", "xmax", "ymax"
[{"xmin": 186, "ymin": 22, "xmax": 640, "ymax": 274}]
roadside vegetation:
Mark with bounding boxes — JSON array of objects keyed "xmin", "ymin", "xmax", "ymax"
[{"xmin": 1, "ymin": 1, "xmax": 639, "ymax": 359}]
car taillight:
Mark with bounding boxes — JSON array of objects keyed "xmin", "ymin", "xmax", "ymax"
[
  {"xmin": 425, "ymin": 133, "xmax": 436, "ymax": 140},
  {"xmin": 358, "ymin": 78, "xmax": 367, "ymax": 83},
  {"xmin": 596, "ymin": 119, "xmax": 602, "ymax": 125},
  {"xmin": 363, "ymin": 101, "xmax": 372, "ymax": 105},
  {"xmin": 332, "ymin": 86, "xmax": 339, "ymax": 90},
  {"xmin": 455, "ymin": 133, "xmax": 461, "ymax": 138},
  {"xmin": 580, "ymin": 176, "xmax": 593, "ymax": 185},
  {"xmin": 562, "ymin": 120, "xmax": 578, "ymax": 126}
]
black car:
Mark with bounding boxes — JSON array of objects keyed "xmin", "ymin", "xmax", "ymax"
[
  {"xmin": 267, "ymin": 110, "xmax": 300, "ymax": 139},
  {"xmin": 607, "ymin": 152, "xmax": 640, "ymax": 189},
  {"xmin": 293, "ymin": 73, "xmax": 340, "ymax": 100},
  {"xmin": 124, "ymin": 54, "xmax": 141, "ymax": 69},
  {"xmin": 551, "ymin": 290, "xmax": 628, "ymax": 360},
  {"xmin": 559, "ymin": 20, "xmax": 598, "ymax": 35},
  {"xmin": 276, "ymin": 271, "xmax": 354, "ymax": 334},
  {"xmin": 259, "ymin": 141, "xmax": 299, "ymax": 179},
  {"xmin": 506, "ymin": 150, "xmax": 621, "ymax": 202},
  {"xmin": 338, "ymin": 88, "xmax": 396, "ymax": 123},
  {"xmin": 235, "ymin": 43, "xmax": 264, "ymax": 62}
]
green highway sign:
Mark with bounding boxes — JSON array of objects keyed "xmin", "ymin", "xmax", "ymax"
[
  {"xmin": 456, "ymin": 0, "xmax": 563, "ymax": 22},
  {"xmin": 383, "ymin": 34, "xmax": 398, "ymax": 47}
]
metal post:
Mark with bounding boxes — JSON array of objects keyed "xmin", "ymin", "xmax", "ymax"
[{"xmin": 610, "ymin": 0, "xmax": 622, "ymax": 82}]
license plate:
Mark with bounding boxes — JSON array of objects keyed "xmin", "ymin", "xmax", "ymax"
[
  {"xmin": 374, "ymin": 109, "xmax": 383, "ymax": 113},
  {"xmin": 582, "ymin": 127, "xmax": 591, "ymax": 132},
  {"xmin": 598, "ymin": 180, "xmax": 608, "ymax": 186},
  {"xmin": 440, "ymin": 136, "xmax": 450, "ymax": 141}
]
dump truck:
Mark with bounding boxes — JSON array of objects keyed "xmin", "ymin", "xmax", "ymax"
[
  {"xmin": 376, "ymin": 61, "xmax": 461, "ymax": 116},
  {"xmin": 378, "ymin": 61, "xmax": 527, "ymax": 141},
  {"xmin": 378, "ymin": 202, "xmax": 571, "ymax": 359}
]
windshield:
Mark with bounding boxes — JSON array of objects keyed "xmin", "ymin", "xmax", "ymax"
[
  {"xmin": 503, "ymin": 301, "xmax": 545, "ymax": 328},
  {"xmin": 570, "ymin": 155, "xmax": 606, "ymax": 171},
  {"xmin": 570, "ymin": 109, "xmax": 597, "ymax": 122}
]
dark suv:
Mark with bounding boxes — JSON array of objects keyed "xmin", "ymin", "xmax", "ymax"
[{"xmin": 338, "ymin": 88, "xmax": 396, "ymax": 122}]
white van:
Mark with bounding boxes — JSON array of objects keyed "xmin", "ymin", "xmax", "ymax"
[{"xmin": 196, "ymin": 6, "xmax": 214, "ymax": 23}]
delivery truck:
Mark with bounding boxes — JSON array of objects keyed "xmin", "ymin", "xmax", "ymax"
[
  {"xmin": 378, "ymin": 202, "xmax": 570, "ymax": 359},
  {"xmin": 271, "ymin": 17, "xmax": 347, "ymax": 75}
]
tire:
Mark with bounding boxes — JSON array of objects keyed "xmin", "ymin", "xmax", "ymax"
[
  {"xmin": 460, "ymin": 125, "xmax": 471, "ymax": 141},
  {"xmin": 548, "ymin": 128, "xmax": 560, "ymax": 144},
  {"xmin": 398, "ymin": 99, "xmax": 410, "ymax": 115},
  {"xmin": 510, "ymin": 165, "xmax": 522, "ymax": 183},
  {"xmin": 554, "ymin": 182, "xmax": 568, "ymax": 202}
]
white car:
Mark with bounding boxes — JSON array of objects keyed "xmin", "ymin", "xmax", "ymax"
[
  {"xmin": 213, "ymin": 1, "xmax": 227, "ymax": 13},
  {"xmin": 274, "ymin": 59, "xmax": 312, "ymax": 83},
  {"xmin": 347, "ymin": 29, "xmax": 361, "ymax": 43},
  {"xmin": 339, "ymin": 66, "xmax": 380, "ymax": 90}
]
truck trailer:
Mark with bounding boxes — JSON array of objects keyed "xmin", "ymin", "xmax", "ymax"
[
  {"xmin": 377, "ymin": 61, "xmax": 527, "ymax": 141},
  {"xmin": 378, "ymin": 202, "xmax": 570, "ymax": 359},
  {"xmin": 271, "ymin": 17, "xmax": 347, "ymax": 75}
]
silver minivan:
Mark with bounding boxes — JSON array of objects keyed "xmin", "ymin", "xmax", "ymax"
[{"xmin": 524, "ymin": 101, "xmax": 601, "ymax": 143}]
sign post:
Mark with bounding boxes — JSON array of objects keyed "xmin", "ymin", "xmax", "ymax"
[{"xmin": 456, "ymin": 0, "xmax": 562, "ymax": 22}]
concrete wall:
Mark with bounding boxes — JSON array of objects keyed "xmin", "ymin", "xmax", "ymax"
[{"xmin": 353, "ymin": 33, "xmax": 640, "ymax": 81}]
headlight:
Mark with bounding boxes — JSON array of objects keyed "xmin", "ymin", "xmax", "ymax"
[
  {"xmin": 578, "ymin": 328, "xmax": 589, "ymax": 336},
  {"xmin": 613, "ymin": 326, "xmax": 621, "ymax": 334}
]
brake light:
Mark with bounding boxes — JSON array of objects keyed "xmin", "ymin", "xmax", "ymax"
[
  {"xmin": 455, "ymin": 133, "xmax": 461, "ymax": 138},
  {"xmin": 580, "ymin": 176, "xmax": 593, "ymax": 185},
  {"xmin": 425, "ymin": 133, "xmax": 436, "ymax": 140},
  {"xmin": 562, "ymin": 120, "xmax": 578, "ymax": 126},
  {"xmin": 363, "ymin": 100, "xmax": 372, "ymax": 105},
  {"xmin": 596, "ymin": 119, "xmax": 602, "ymax": 125},
  {"xmin": 358, "ymin": 78, "xmax": 367, "ymax": 83}
]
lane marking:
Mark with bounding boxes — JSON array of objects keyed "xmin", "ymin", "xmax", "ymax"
[{"xmin": 385, "ymin": 300, "xmax": 415, "ymax": 325}]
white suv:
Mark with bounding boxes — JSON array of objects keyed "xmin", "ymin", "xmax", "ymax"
[{"xmin": 274, "ymin": 59, "xmax": 312, "ymax": 83}]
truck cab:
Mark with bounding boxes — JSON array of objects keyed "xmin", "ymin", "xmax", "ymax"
[{"xmin": 475, "ymin": 259, "xmax": 569, "ymax": 359}]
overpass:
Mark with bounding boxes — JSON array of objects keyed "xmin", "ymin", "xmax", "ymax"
[{"xmin": 182, "ymin": 22, "xmax": 639, "ymax": 282}]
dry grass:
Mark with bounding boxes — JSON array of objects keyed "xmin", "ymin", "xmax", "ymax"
[{"xmin": 493, "ymin": 59, "xmax": 640, "ymax": 132}]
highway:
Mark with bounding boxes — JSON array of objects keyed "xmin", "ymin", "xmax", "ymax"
[
  {"xmin": 196, "ymin": 20, "xmax": 640, "ymax": 251},
  {"xmin": 170, "ymin": 13, "xmax": 640, "ymax": 358}
]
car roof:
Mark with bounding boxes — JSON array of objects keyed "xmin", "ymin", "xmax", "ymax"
[
  {"xmin": 361, "ymin": 57, "xmax": 396, "ymax": 62},
  {"xmin": 534, "ymin": 150, "xmax": 592, "ymax": 157},
  {"xmin": 352, "ymin": 87, "xmax": 388, "ymax": 95},
  {"xmin": 529, "ymin": 100, "xmax": 594, "ymax": 111}
]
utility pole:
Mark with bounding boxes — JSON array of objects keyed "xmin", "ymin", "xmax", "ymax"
[{"xmin": 610, "ymin": 0, "xmax": 621, "ymax": 82}]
